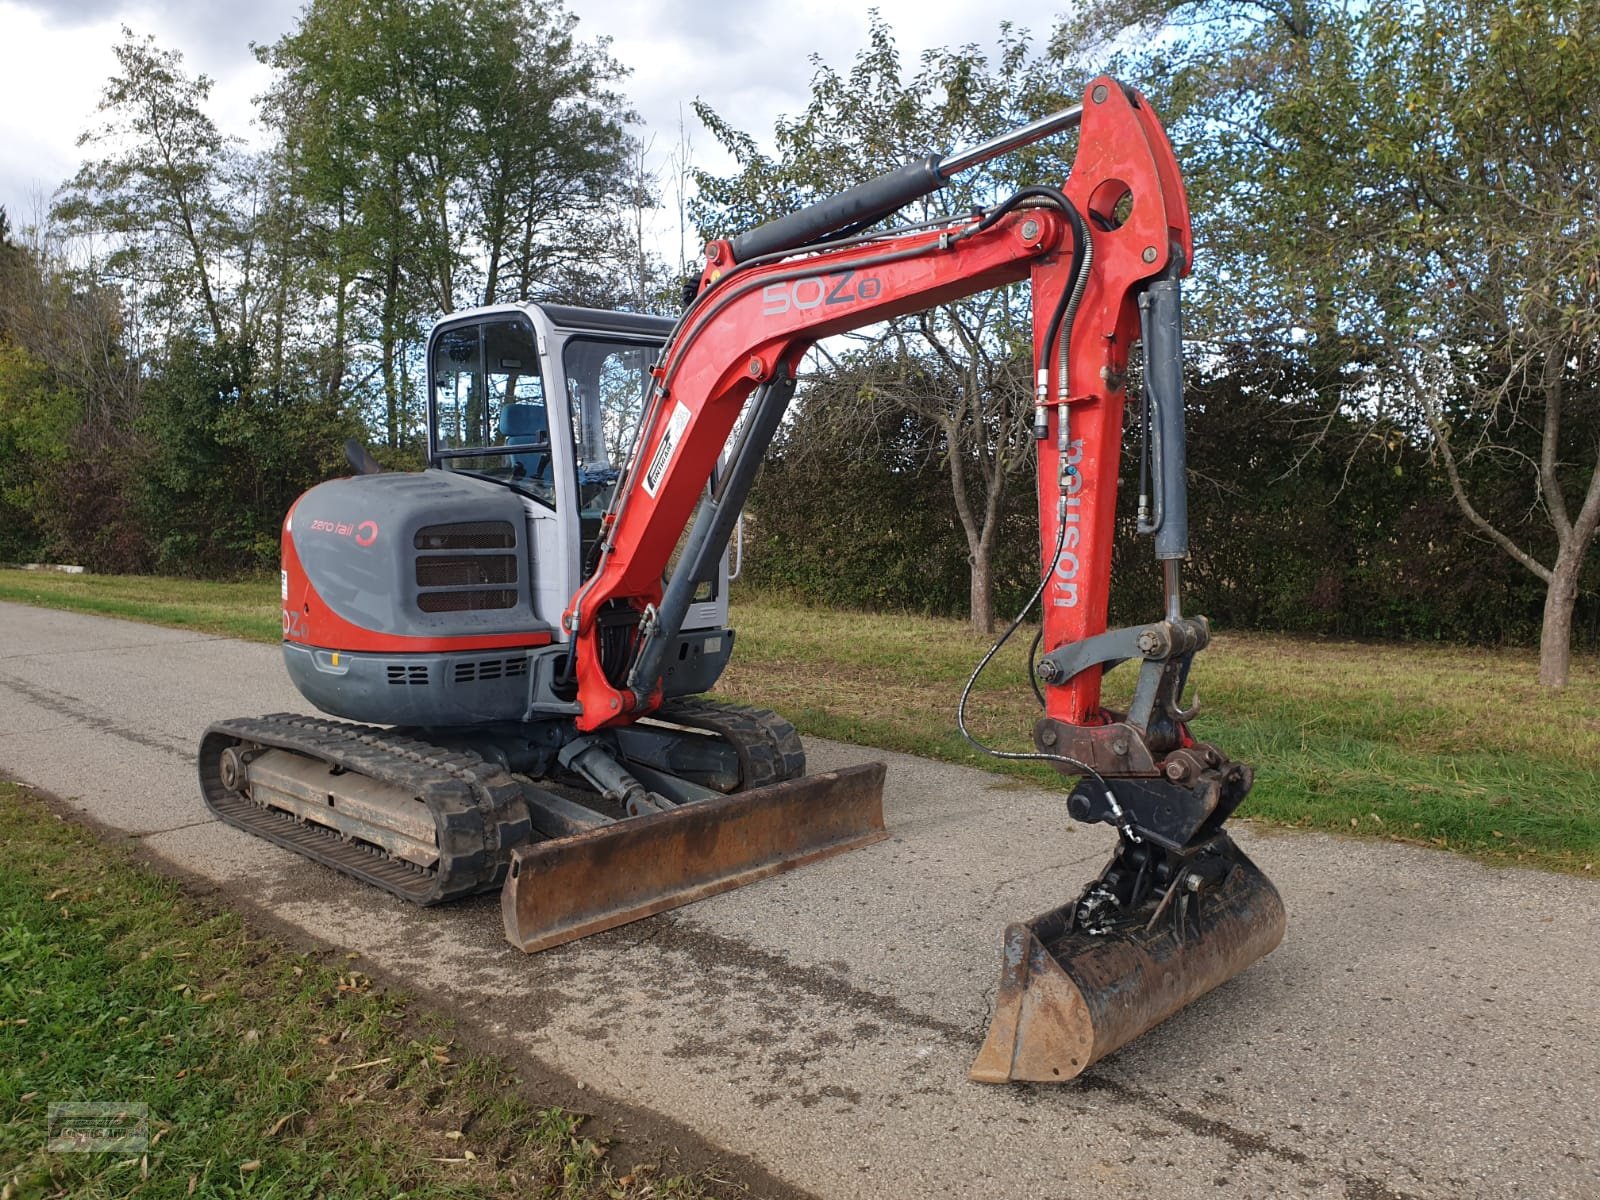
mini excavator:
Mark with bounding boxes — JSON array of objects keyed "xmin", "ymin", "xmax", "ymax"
[{"xmin": 199, "ymin": 77, "xmax": 1284, "ymax": 1083}]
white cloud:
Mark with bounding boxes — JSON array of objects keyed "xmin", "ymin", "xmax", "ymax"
[
  {"xmin": 0, "ymin": 5, "xmax": 117, "ymax": 221},
  {"xmin": 566, "ymin": 0, "xmax": 1057, "ymax": 269},
  {"xmin": 0, "ymin": 0, "xmax": 295, "ymax": 226},
  {"xmin": 0, "ymin": 0, "xmax": 1063, "ymax": 265}
]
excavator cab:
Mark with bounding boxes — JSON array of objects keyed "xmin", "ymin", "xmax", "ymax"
[
  {"xmin": 200, "ymin": 300, "xmax": 887, "ymax": 942},
  {"xmin": 424, "ymin": 305, "xmax": 732, "ymax": 632}
]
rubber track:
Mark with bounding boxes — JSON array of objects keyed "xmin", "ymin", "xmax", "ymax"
[
  {"xmin": 655, "ymin": 697, "xmax": 807, "ymax": 791},
  {"xmin": 198, "ymin": 713, "xmax": 532, "ymax": 906}
]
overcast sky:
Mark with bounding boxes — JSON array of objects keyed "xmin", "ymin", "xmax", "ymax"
[{"xmin": 0, "ymin": 0, "xmax": 1066, "ymax": 261}]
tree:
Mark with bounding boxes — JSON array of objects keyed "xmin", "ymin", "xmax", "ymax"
[
  {"xmin": 0, "ymin": 339, "xmax": 74, "ymax": 562},
  {"xmin": 0, "ymin": 199, "xmax": 148, "ymax": 569},
  {"xmin": 692, "ymin": 18, "xmax": 1082, "ymax": 631},
  {"xmin": 1363, "ymin": 0, "xmax": 1600, "ymax": 688},
  {"xmin": 1055, "ymin": 0, "xmax": 1600, "ymax": 685},
  {"xmin": 260, "ymin": 0, "xmax": 443, "ymax": 445},
  {"xmin": 136, "ymin": 337, "xmax": 359, "ymax": 573},
  {"xmin": 743, "ymin": 349, "xmax": 1045, "ymax": 617},
  {"xmin": 466, "ymin": 0, "xmax": 642, "ymax": 307},
  {"xmin": 53, "ymin": 28, "xmax": 241, "ymax": 347},
  {"xmin": 259, "ymin": 0, "xmax": 646, "ymax": 446}
]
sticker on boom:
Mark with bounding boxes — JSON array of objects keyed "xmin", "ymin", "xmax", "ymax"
[{"xmin": 642, "ymin": 401, "xmax": 692, "ymax": 497}]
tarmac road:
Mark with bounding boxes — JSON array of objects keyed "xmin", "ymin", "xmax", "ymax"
[{"xmin": 2, "ymin": 600, "xmax": 1597, "ymax": 1200}]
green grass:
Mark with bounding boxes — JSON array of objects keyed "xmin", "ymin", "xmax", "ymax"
[
  {"xmin": 2, "ymin": 567, "xmax": 1596, "ymax": 873},
  {"xmin": 0, "ymin": 781, "xmax": 719, "ymax": 1199},
  {"xmin": 714, "ymin": 598, "xmax": 1600, "ymax": 874},
  {"xmin": 0, "ymin": 571, "xmax": 280, "ymax": 643}
]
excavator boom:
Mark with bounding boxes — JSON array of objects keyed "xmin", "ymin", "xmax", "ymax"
[{"xmin": 532, "ymin": 75, "xmax": 1284, "ymax": 1081}]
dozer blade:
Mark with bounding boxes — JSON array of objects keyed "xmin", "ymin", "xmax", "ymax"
[
  {"xmin": 502, "ymin": 762, "xmax": 887, "ymax": 952},
  {"xmin": 970, "ymin": 838, "xmax": 1284, "ymax": 1083}
]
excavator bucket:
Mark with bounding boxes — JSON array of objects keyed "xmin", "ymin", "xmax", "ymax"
[
  {"xmin": 502, "ymin": 762, "xmax": 887, "ymax": 952},
  {"xmin": 970, "ymin": 839, "xmax": 1284, "ymax": 1083}
]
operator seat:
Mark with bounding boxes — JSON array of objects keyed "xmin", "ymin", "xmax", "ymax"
[{"xmin": 500, "ymin": 402, "xmax": 552, "ymax": 488}]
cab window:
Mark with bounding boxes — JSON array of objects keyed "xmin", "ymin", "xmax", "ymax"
[
  {"xmin": 430, "ymin": 318, "xmax": 556, "ymax": 509},
  {"xmin": 563, "ymin": 337, "xmax": 658, "ymax": 572},
  {"xmin": 563, "ymin": 338, "xmax": 654, "ymax": 502}
]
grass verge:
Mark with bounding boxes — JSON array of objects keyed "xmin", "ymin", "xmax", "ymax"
[
  {"xmin": 0, "ymin": 572, "xmax": 279, "ymax": 644},
  {"xmin": 714, "ymin": 598, "xmax": 1600, "ymax": 874},
  {"xmin": 1, "ymin": 568, "xmax": 1596, "ymax": 873},
  {"xmin": 0, "ymin": 780, "xmax": 720, "ymax": 1200}
]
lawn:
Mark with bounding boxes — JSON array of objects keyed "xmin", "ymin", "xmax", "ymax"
[
  {"xmin": 1, "ymin": 567, "xmax": 1595, "ymax": 872},
  {"xmin": 0, "ymin": 571, "xmax": 280, "ymax": 644},
  {"xmin": 716, "ymin": 602, "xmax": 1600, "ymax": 873},
  {"xmin": 0, "ymin": 780, "xmax": 718, "ymax": 1199}
]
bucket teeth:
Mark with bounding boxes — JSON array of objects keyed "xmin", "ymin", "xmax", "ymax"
[{"xmin": 971, "ymin": 836, "xmax": 1284, "ymax": 1083}]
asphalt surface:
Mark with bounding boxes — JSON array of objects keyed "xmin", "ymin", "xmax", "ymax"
[{"xmin": 1, "ymin": 600, "xmax": 1597, "ymax": 1200}]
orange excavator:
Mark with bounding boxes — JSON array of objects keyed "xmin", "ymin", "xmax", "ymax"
[{"xmin": 198, "ymin": 77, "xmax": 1283, "ymax": 1083}]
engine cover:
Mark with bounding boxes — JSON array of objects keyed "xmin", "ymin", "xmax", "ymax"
[{"xmin": 279, "ymin": 469, "xmax": 556, "ymax": 725}]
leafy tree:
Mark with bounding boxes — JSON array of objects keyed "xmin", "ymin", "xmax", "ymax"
[
  {"xmin": 0, "ymin": 208, "xmax": 26, "ymax": 332},
  {"xmin": 1056, "ymin": 0, "xmax": 1600, "ymax": 685},
  {"xmin": 745, "ymin": 338, "xmax": 1588, "ymax": 643},
  {"xmin": 744, "ymin": 350, "xmax": 1043, "ymax": 617},
  {"xmin": 258, "ymin": 0, "xmax": 435, "ymax": 444},
  {"xmin": 467, "ymin": 1, "xmax": 642, "ymax": 307},
  {"xmin": 53, "ymin": 28, "xmax": 241, "ymax": 346},
  {"xmin": 137, "ymin": 338, "xmax": 359, "ymax": 573},
  {"xmin": 259, "ymin": 0, "xmax": 645, "ymax": 447},
  {"xmin": 0, "ymin": 205, "xmax": 147, "ymax": 569},
  {"xmin": 693, "ymin": 18, "xmax": 1081, "ymax": 631},
  {"xmin": 0, "ymin": 340, "xmax": 75, "ymax": 562}
]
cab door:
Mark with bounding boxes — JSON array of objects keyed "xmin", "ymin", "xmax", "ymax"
[{"xmin": 427, "ymin": 306, "xmax": 579, "ymax": 631}]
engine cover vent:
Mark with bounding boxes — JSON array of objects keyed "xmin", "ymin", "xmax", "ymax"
[
  {"xmin": 417, "ymin": 590, "xmax": 518, "ymax": 613},
  {"xmin": 414, "ymin": 521, "xmax": 515, "ymax": 550},
  {"xmin": 416, "ymin": 554, "xmax": 517, "ymax": 588},
  {"xmin": 386, "ymin": 664, "xmax": 430, "ymax": 685}
]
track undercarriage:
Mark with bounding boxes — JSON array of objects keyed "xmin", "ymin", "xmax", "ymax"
[{"xmin": 198, "ymin": 699, "xmax": 887, "ymax": 949}]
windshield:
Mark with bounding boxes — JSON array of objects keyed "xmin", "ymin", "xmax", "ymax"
[
  {"xmin": 430, "ymin": 317, "xmax": 555, "ymax": 507},
  {"xmin": 563, "ymin": 337, "xmax": 657, "ymax": 514}
]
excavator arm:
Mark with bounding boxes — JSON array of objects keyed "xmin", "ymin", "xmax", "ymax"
[
  {"xmin": 566, "ymin": 203, "xmax": 1067, "ymax": 723},
  {"xmin": 553, "ymin": 75, "xmax": 1285, "ymax": 1082}
]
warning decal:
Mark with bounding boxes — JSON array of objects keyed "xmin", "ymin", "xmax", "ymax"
[{"xmin": 642, "ymin": 401, "xmax": 692, "ymax": 497}]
